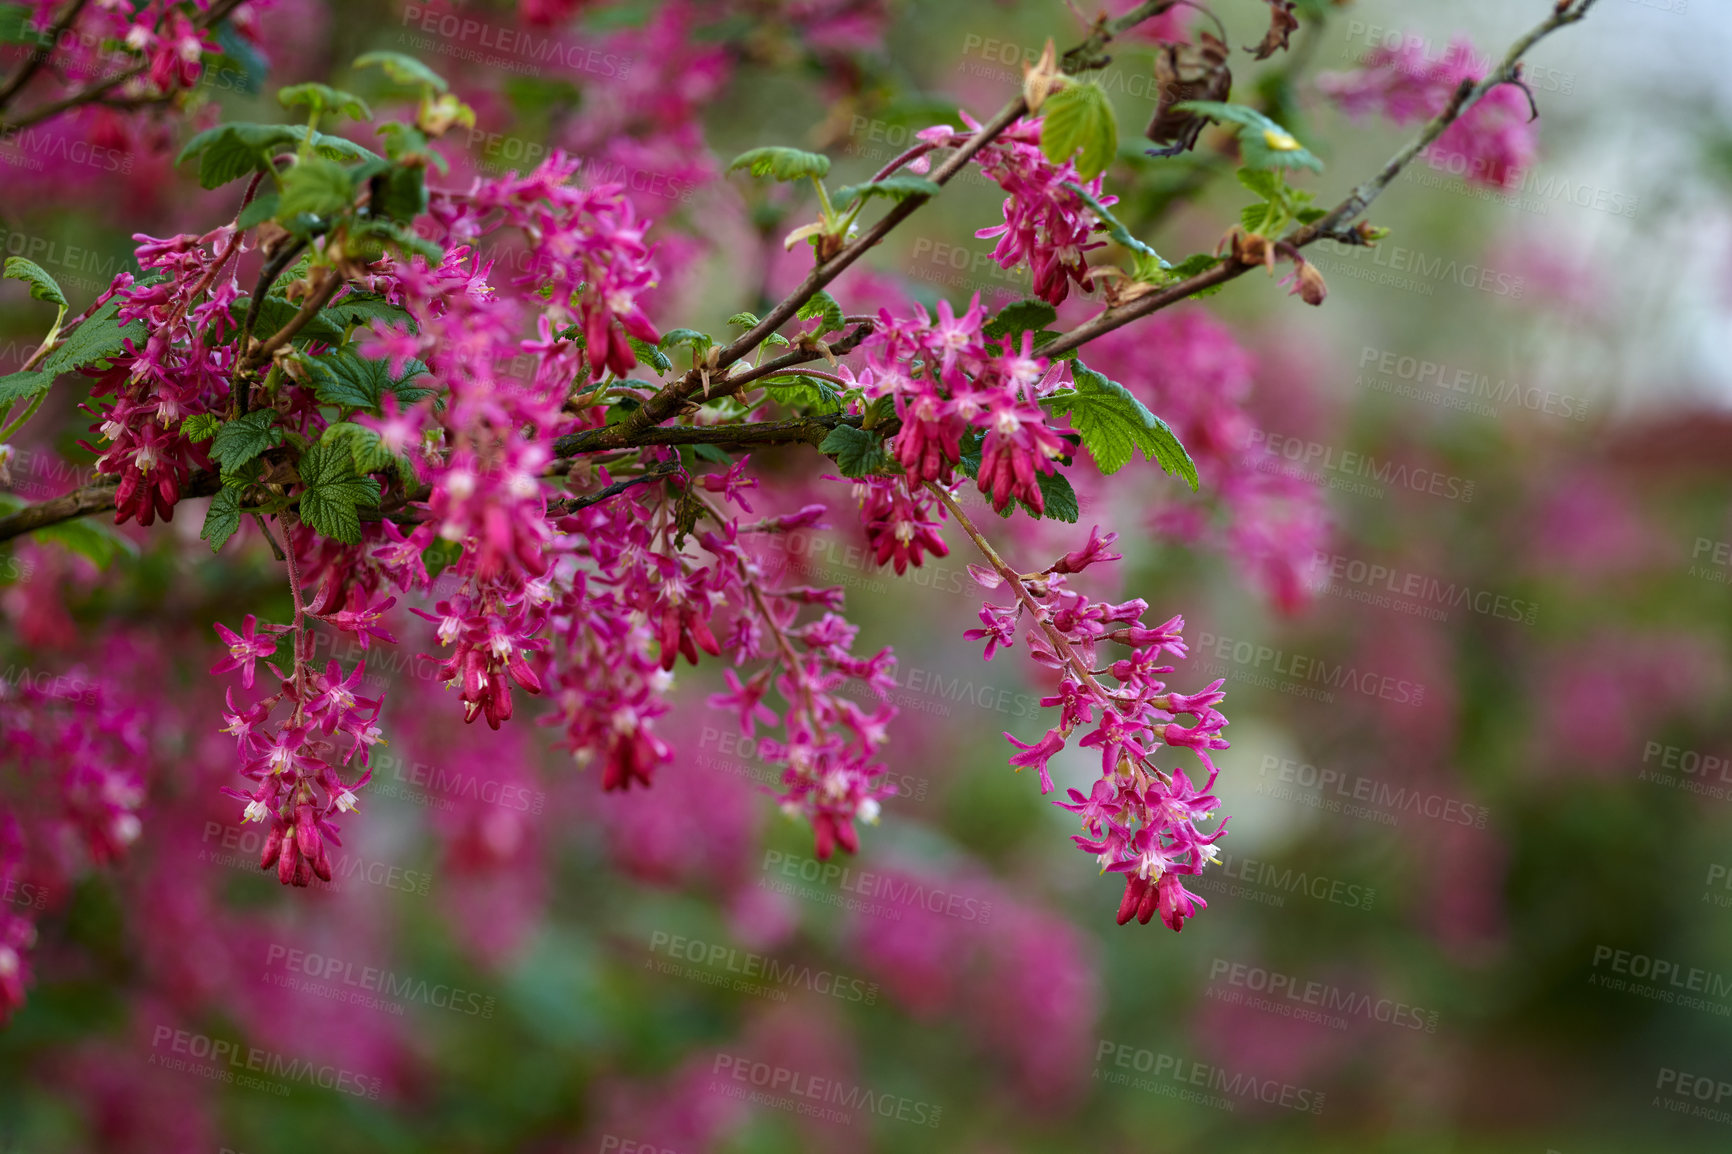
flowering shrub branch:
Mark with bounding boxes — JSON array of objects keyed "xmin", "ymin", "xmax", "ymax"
[{"xmin": 0, "ymin": 0, "xmax": 1603, "ymax": 1024}]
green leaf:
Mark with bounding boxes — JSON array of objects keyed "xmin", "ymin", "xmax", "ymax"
[
  {"xmin": 1040, "ymin": 81, "xmax": 1118, "ymax": 181},
  {"xmin": 308, "ymin": 349, "xmax": 432, "ymax": 414},
  {"xmin": 35, "ymin": 518, "xmax": 137, "ymax": 568},
  {"xmin": 353, "ymin": 51, "xmax": 448, "ymax": 92},
  {"xmin": 296, "ymin": 440, "xmax": 382, "ymax": 545},
  {"xmin": 658, "ymin": 328, "xmax": 714, "ymax": 358},
  {"xmin": 0, "ymin": 4, "xmax": 50, "ymax": 45},
  {"xmin": 320, "ymin": 420, "xmax": 414, "ymax": 483},
  {"xmin": 4, "ymin": 257, "xmax": 66, "ymax": 310},
  {"xmin": 201, "ymin": 482, "xmax": 245, "ymax": 553},
  {"xmin": 347, "ymin": 217, "xmax": 442, "ymax": 263},
  {"xmin": 278, "ymin": 82, "xmax": 372, "ymax": 121},
  {"xmin": 1033, "ymin": 469, "xmax": 1080, "ymax": 523},
  {"xmin": 1165, "ymin": 253, "xmax": 1224, "ymax": 279},
  {"xmin": 687, "ymin": 443, "xmax": 731, "ymax": 465},
  {"xmin": 181, "ymin": 413, "xmax": 221, "ymax": 443},
  {"xmin": 237, "ymin": 190, "xmax": 281, "ymax": 230},
  {"xmin": 983, "ymin": 299, "xmax": 1059, "ymax": 344},
  {"xmin": 1043, "ymin": 363, "xmax": 1198, "ymax": 488},
  {"xmin": 761, "ymin": 374, "xmax": 842, "ymax": 414},
  {"xmin": 1173, "ymin": 101, "xmax": 1323, "ymax": 172},
  {"xmin": 818, "ymin": 424, "xmax": 890, "ymax": 478},
  {"xmin": 422, "ymin": 536, "xmax": 461, "ymax": 579},
  {"xmin": 1294, "ymin": 206, "xmax": 1328, "ymax": 224},
  {"xmin": 39, "ymin": 298, "xmax": 145, "ymax": 377},
  {"xmin": 210, "ymin": 409, "xmax": 284, "ymax": 474},
  {"xmin": 0, "ymin": 371, "xmax": 51, "ymax": 404},
  {"xmin": 229, "ymin": 295, "xmax": 346, "ymax": 345},
  {"xmin": 323, "ymin": 292, "xmax": 416, "ymax": 332},
  {"xmin": 1236, "ymin": 168, "xmax": 1283, "ymax": 201},
  {"xmin": 370, "ymin": 163, "xmax": 428, "ymax": 221},
  {"xmin": 861, "ymin": 393, "xmax": 897, "ymax": 429},
  {"xmin": 795, "ymin": 290, "xmax": 844, "ymax": 335},
  {"xmin": 727, "ymin": 147, "xmax": 831, "ymax": 182},
  {"xmin": 830, "ymin": 175, "xmax": 940, "ymax": 209},
  {"xmin": 625, "ymin": 337, "xmax": 669, "ymax": 374},
  {"xmin": 176, "ymin": 123, "xmax": 300, "ymax": 189},
  {"xmin": 726, "ymin": 312, "xmax": 761, "ymax": 329},
  {"xmin": 277, "ymin": 157, "xmax": 356, "ymax": 229}
]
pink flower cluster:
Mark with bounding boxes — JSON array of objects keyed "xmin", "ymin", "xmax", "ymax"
[
  {"xmin": 1317, "ymin": 35, "xmax": 1538, "ymax": 189},
  {"xmin": 969, "ymin": 527, "xmax": 1230, "ymax": 930},
  {"xmin": 82, "ymin": 226, "xmax": 242, "ymax": 527},
  {"xmin": 852, "ymin": 294, "xmax": 1074, "ymax": 517},
  {"xmin": 914, "ymin": 115, "xmax": 1114, "ymax": 305},
  {"xmin": 213, "ymin": 614, "xmax": 384, "ymax": 886},
  {"xmin": 0, "ymin": 667, "xmax": 149, "ymax": 1021}
]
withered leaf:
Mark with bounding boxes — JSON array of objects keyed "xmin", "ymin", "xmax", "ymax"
[
  {"xmin": 1145, "ymin": 33, "xmax": 1233, "ymax": 158},
  {"xmin": 1248, "ymin": 0, "xmax": 1300, "ymax": 61}
]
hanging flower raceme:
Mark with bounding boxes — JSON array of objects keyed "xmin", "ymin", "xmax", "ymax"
[
  {"xmin": 912, "ymin": 114, "xmax": 1115, "ymax": 306},
  {"xmin": 81, "ymin": 226, "xmax": 242, "ymax": 527},
  {"xmin": 969, "ymin": 526, "xmax": 1229, "ymax": 931},
  {"xmin": 853, "ymin": 294, "xmax": 1074, "ymax": 519},
  {"xmin": 212, "ymin": 603, "xmax": 381, "ymax": 888}
]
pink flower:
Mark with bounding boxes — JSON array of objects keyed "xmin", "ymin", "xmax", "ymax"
[{"xmin": 209, "ymin": 615, "xmax": 285, "ymax": 690}]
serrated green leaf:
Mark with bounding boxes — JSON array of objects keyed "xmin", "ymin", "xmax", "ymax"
[
  {"xmin": 39, "ymin": 299, "xmax": 145, "ymax": 377},
  {"xmin": 201, "ymin": 482, "xmax": 245, "ymax": 552},
  {"xmin": 0, "ymin": 371, "xmax": 51, "ymax": 404},
  {"xmin": 1043, "ymin": 363, "xmax": 1197, "ymax": 488},
  {"xmin": 1294, "ymin": 206, "xmax": 1328, "ymax": 224},
  {"xmin": 727, "ymin": 146, "xmax": 830, "ymax": 182},
  {"xmin": 761, "ymin": 374, "xmax": 842, "ymax": 414},
  {"xmin": 4, "ymin": 257, "xmax": 66, "ymax": 310},
  {"xmin": 818, "ymin": 424, "xmax": 890, "ymax": 478},
  {"xmin": 308, "ymin": 348, "xmax": 431, "ymax": 414},
  {"xmin": 181, "ymin": 413, "xmax": 221, "ymax": 442},
  {"xmin": 229, "ymin": 295, "xmax": 346, "ymax": 345},
  {"xmin": 353, "ymin": 51, "xmax": 449, "ymax": 92},
  {"xmin": 726, "ymin": 312, "xmax": 760, "ymax": 329},
  {"xmin": 296, "ymin": 440, "xmax": 382, "ymax": 545},
  {"xmin": 319, "ymin": 420, "xmax": 412, "ymax": 483},
  {"xmin": 1236, "ymin": 168, "xmax": 1283, "ymax": 201},
  {"xmin": 211, "ymin": 409, "xmax": 283, "ymax": 474},
  {"xmin": 1165, "ymin": 253, "xmax": 1224, "ymax": 279},
  {"xmin": 983, "ymin": 299, "xmax": 1059, "ymax": 344},
  {"xmin": 1033, "ymin": 469, "xmax": 1080, "ymax": 523},
  {"xmin": 176, "ymin": 123, "xmax": 300, "ymax": 189},
  {"xmin": 278, "ymin": 82, "xmax": 372, "ymax": 121},
  {"xmin": 658, "ymin": 328, "xmax": 714, "ymax": 355},
  {"xmin": 830, "ymin": 175, "xmax": 940, "ymax": 209},
  {"xmin": 628, "ymin": 337, "xmax": 671, "ymax": 375},
  {"xmin": 1041, "ymin": 81, "xmax": 1118, "ymax": 181},
  {"xmin": 687, "ymin": 443, "xmax": 731, "ymax": 465},
  {"xmin": 324, "ymin": 292, "xmax": 416, "ymax": 332},
  {"xmin": 796, "ymin": 290, "xmax": 844, "ymax": 335},
  {"xmin": 277, "ymin": 157, "xmax": 356, "ymax": 229},
  {"xmin": 1173, "ymin": 101, "xmax": 1323, "ymax": 172},
  {"xmin": 347, "ymin": 217, "xmax": 443, "ymax": 263}
]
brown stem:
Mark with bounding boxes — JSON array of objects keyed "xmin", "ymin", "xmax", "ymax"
[{"xmin": 234, "ymin": 239, "xmax": 310, "ymax": 418}]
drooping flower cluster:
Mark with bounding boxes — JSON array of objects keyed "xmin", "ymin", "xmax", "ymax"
[
  {"xmin": 913, "ymin": 115, "xmax": 1114, "ymax": 305},
  {"xmin": 700, "ymin": 486, "xmax": 900, "ymax": 859},
  {"xmin": 969, "ymin": 526, "xmax": 1230, "ymax": 930},
  {"xmin": 1317, "ymin": 35, "xmax": 1538, "ymax": 189},
  {"xmin": 853, "ymin": 294, "xmax": 1074, "ymax": 517},
  {"xmin": 0, "ymin": 666, "xmax": 150, "ymax": 1021},
  {"xmin": 213, "ymin": 613, "xmax": 384, "ymax": 886},
  {"xmin": 81, "ymin": 226, "xmax": 241, "ymax": 527}
]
